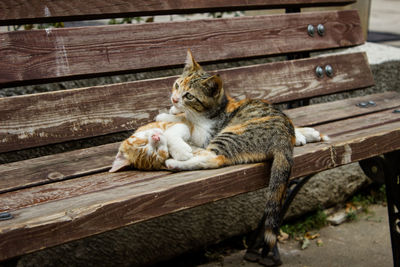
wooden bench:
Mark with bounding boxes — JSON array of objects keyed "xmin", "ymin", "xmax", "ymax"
[{"xmin": 1, "ymin": 0, "xmax": 399, "ymax": 265}]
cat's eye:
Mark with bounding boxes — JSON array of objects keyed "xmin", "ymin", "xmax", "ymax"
[{"xmin": 184, "ymin": 93, "xmax": 194, "ymax": 100}]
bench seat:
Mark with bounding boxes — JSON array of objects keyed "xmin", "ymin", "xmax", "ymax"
[{"xmin": 1, "ymin": 90, "xmax": 399, "ymax": 261}]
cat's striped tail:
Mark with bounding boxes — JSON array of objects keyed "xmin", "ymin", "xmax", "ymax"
[{"xmin": 263, "ymin": 149, "xmax": 293, "ymax": 251}]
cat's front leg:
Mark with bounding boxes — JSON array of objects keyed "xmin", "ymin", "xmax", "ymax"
[
  {"xmin": 164, "ymin": 124, "xmax": 193, "ymax": 161},
  {"xmin": 169, "ymin": 105, "xmax": 182, "ymax": 115},
  {"xmin": 166, "ymin": 150, "xmax": 227, "ymax": 171},
  {"xmin": 155, "ymin": 113, "xmax": 183, "ymax": 123}
]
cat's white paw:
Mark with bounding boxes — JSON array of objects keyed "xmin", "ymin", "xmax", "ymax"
[
  {"xmin": 169, "ymin": 142, "xmax": 193, "ymax": 161},
  {"xmin": 300, "ymin": 127, "xmax": 322, "ymax": 142},
  {"xmin": 155, "ymin": 113, "xmax": 170, "ymax": 122},
  {"xmin": 295, "ymin": 127, "xmax": 329, "ymax": 146},
  {"xmin": 170, "ymin": 106, "xmax": 182, "ymax": 115},
  {"xmin": 295, "ymin": 131, "xmax": 307, "ymax": 146},
  {"xmin": 165, "ymin": 159, "xmax": 182, "ymax": 171}
]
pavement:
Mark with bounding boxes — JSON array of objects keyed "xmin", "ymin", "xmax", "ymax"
[
  {"xmin": 198, "ymin": 205, "xmax": 392, "ymax": 267},
  {"xmin": 368, "ymin": 0, "xmax": 400, "ymax": 47}
]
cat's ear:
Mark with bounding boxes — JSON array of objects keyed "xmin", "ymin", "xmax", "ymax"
[
  {"xmin": 109, "ymin": 151, "xmax": 130, "ymax": 172},
  {"xmin": 202, "ymin": 74, "xmax": 223, "ymax": 97},
  {"xmin": 183, "ymin": 49, "xmax": 202, "ymax": 74}
]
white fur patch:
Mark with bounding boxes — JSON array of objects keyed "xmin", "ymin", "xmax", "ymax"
[
  {"xmin": 295, "ymin": 127, "xmax": 329, "ymax": 146},
  {"xmin": 186, "ymin": 114, "xmax": 215, "ymax": 148}
]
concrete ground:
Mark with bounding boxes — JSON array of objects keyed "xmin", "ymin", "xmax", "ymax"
[
  {"xmin": 198, "ymin": 205, "xmax": 392, "ymax": 267},
  {"xmin": 368, "ymin": 0, "xmax": 400, "ymax": 47}
]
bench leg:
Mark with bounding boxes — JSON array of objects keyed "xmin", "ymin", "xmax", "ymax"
[
  {"xmin": 383, "ymin": 151, "xmax": 400, "ymax": 266},
  {"xmin": 360, "ymin": 151, "xmax": 400, "ymax": 267}
]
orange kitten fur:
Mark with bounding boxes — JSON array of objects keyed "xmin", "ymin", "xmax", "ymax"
[{"xmin": 109, "ymin": 120, "xmax": 192, "ymax": 172}]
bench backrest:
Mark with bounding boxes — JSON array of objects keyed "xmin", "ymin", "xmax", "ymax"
[
  {"xmin": 0, "ymin": 0, "xmax": 374, "ymax": 156},
  {"xmin": 0, "ymin": 1, "xmax": 378, "ymax": 261}
]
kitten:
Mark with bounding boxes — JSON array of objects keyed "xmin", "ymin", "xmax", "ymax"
[
  {"xmin": 109, "ymin": 119, "xmax": 193, "ymax": 172},
  {"xmin": 161, "ymin": 50, "xmax": 327, "ymax": 265}
]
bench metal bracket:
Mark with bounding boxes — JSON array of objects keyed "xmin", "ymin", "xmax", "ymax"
[{"xmin": 360, "ymin": 151, "xmax": 400, "ymax": 266}]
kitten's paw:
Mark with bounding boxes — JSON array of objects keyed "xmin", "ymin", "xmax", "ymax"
[
  {"xmin": 165, "ymin": 159, "xmax": 182, "ymax": 171},
  {"xmin": 169, "ymin": 142, "xmax": 193, "ymax": 161}
]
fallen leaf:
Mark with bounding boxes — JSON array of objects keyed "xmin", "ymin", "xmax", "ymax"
[
  {"xmin": 304, "ymin": 232, "xmax": 320, "ymax": 240},
  {"xmin": 345, "ymin": 203, "xmax": 358, "ymax": 213},
  {"xmin": 316, "ymin": 239, "xmax": 324, "ymax": 247},
  {"xmin": 301, "ymin": 238, "xmax": 310, "ymax": 250},
  {"xmin": 278, "ymin": 229, "xmax": 289, "ymax": 243}
]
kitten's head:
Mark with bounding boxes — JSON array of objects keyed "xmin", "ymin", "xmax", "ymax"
[
  {"xmin": 109, "ymin": 128, "xmax": 169, "ymax": 172},
  {"xmin": 171, "ymin": 50, "xmax": 224, "ymax": 118}
]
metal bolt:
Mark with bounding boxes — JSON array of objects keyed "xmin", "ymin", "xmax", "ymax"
[
  {"xmin": 0, "ymin": 212, "xmax": 13, "ymax": 221},
  {"xmin": 325, "ymin": 65, "xmax": 333, "ymax": 77},
  {"xmin": 315, "ymin": 66, "xmax": 324, "ymax": 78},
  {"xmin": 308, "ymin": 24, "xmax": 315, "ymax": 37},
  {"xmin": 368, "ymin": 100, "xmax": 376, "ymax": 106},
  {"xmin": 317, "ymin": 24, "xmax": 325, "ymax": 36},
  {"xmin": 357, "ymin": 102, "xmax": 368, "ymax": 108}
]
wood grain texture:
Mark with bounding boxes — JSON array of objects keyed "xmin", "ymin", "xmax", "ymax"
[
  {"xmin": 1, "ymin": 109, "xmax": 399, "ymax": 261},
  {"xmin": 0, "ymin": 52, "xmax": 373, "ymax": 153},
  {"xmin": 1, "ymin": 91, "xmax": 398, "ymax": 195},
  {"xmin": 0, "ymin": 0, "xmax": 356, "ymax": 25},
  {"xmin": 0, "ymin": 10, "xmax": 363, "ymax": 87},
  {"xmin": 285, "ymin": 91, "xmax": 400, "ymax": 126}
]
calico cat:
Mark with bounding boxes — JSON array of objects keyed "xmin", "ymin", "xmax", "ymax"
[
  {"xmin": 110, "ymin": 50, "xmax": 327, "ymax": 264},
  {"xmin": 109, "ymin": 119, "xmax": 193, "ymax": 172},
  {"xmin": 160, "ymin": 50, "xmax": 326, "ymax": 265}
]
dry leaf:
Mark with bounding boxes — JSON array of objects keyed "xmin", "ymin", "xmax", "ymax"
[
  {"xmin": 304, "ymin": 232, "xmax": 320, "ymax": 240},
  {"xmin": 278, "ymin": 229, "xmax": 289, "ymax": 243},
  {"xmin": 301, "ymin": 238, "xmax": 310, "ymax": 250}
]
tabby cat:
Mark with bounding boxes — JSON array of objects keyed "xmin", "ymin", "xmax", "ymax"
[
  {"xmin": 158, "ymin": 50, "xmax": 327, "ymax": 265},
  {"xmin": 110, "ymin": 50, "xmax": 327, "ymax": 265}
]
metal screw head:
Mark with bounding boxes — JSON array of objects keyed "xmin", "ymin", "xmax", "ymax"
[
  {"xmin": 0, "ymin": 212, "xmax": 13, "ymax": 221},
  {"xmin": 317, "ymin": 24, "xmax": 325, "ymax": 36},
  {"xmin": 368, "ymin": 100, "xmax": 376, "ymax": 106},
  {"xmin": 307, "ymin": 24, "xmax": 315, "ymax": 37},
  {"xmin": 315, "ymin": 66, "xmax": 324, "ymax": 78},
  {"xmin": 325, "ymin": 65, "xmax": 333, "ymax": 77},
  {"xmin": 357, "ymin": 102, "xmax": 368, "ymax": 108}
]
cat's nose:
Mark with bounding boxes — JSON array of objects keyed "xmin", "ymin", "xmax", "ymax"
[
  {"xmin": 151, "ymin": 134, "xmax": 160, "ymax": 142},
  {"xmin": 172, "ymin": 97, "xmax": 179, "ymax": 104}
]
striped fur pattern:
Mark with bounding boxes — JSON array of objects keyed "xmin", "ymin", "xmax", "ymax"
[{"xmin": 164, "ymin": 50, "xmax": 296, "ymax": 258}]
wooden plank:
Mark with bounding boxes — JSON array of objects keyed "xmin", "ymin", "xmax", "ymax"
[
  {"xmin": 1, "ymin": 109, "xmax": 399, "ymax": 261},
  {"xmin": 0, "ymin": 10, "xmax": 364, "ymax": 87},
  {"xmin": 222, "ymin": 52, "xmax": 374, "ymax": 103},
  {"xmin": 2, "ymin": 107, "xmax": 400, "ymax": 212},
  {"xmin": 0, "ymin": 143, "xmax": 119, "ymax": 194},
  {"xmin": 285, "ymin": 91, "xmax": 400, "ymax": 126},
  {"xmin": 0, "ymin": 0, "xmax": 356, "ymax": 25},
  {"xmin": 0, "ymin": 52, "xmax": 374, "ymax": 153},
  {"xmin": 1, "ymin": 91, "xmax": 398, "ymax": 195}
]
